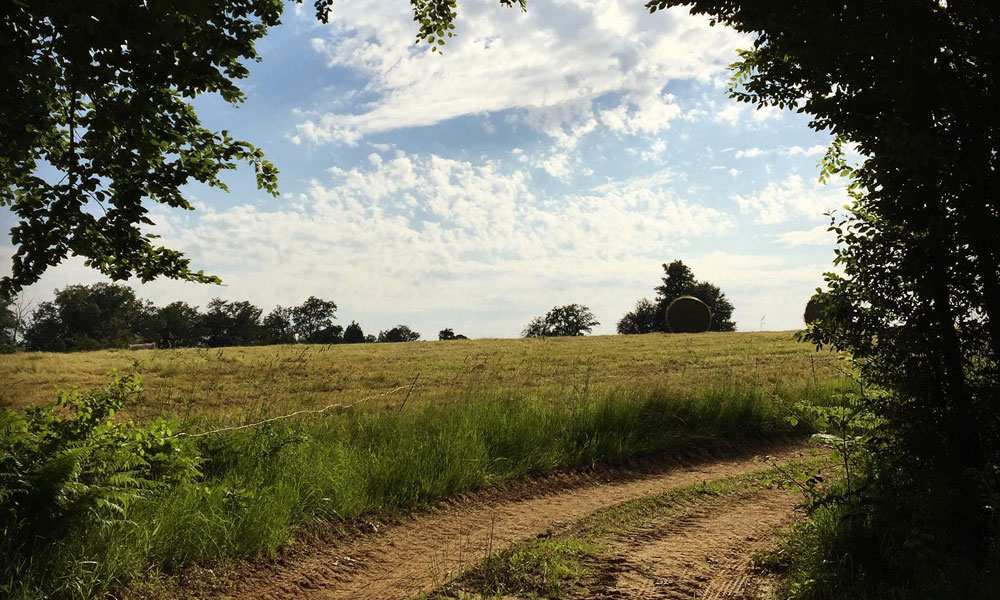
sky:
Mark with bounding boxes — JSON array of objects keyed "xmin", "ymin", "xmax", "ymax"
[{"xmin": 1, "ymin": 1, "xmax": 851, "ymax": 338}]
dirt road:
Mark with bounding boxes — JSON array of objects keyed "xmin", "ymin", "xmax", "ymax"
[{"xmin": 213, "ymin": 444, "xmax": 809, "ymax": 600}]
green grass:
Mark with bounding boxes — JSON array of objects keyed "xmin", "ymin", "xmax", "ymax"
[{"xmin": 2, "ymin": 379, "xmax": 837, "ymax": 599}]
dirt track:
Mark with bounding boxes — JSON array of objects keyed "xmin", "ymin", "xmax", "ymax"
[
  {"xmin": 580, "ymin": 486, "xmax": 798, "ymax": 599},
  {"xmin": 211, "ymin": 443, "xmax": 808, "ymax": 600}
]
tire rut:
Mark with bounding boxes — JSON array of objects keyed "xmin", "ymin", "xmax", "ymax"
[
  {"xmin": 212, "ymin": 443, "xmax": 808, "ymax": 600},
  {"xmin": 582, "ymin": 487, "xmax": 798, "ymax": 599}
]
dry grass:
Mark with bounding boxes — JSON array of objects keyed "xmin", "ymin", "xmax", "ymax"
[{"xmin": 0, "ymin": 331, "xmax": 841, "ymax": 418}]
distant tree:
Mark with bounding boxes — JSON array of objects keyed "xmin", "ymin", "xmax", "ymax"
[
  {"xmin": 311, "ymin": 324, "xmax": 344, "ymax": 344},
  {"xmin": 364, "ymin": 334, "xmax": 377, "ymax": 343},
  {"xmin": 291, "ymin": 296, "xmax": 338, "ymax": 344},
  {"xmin": 343, "ymin": 321, "xmax": 366, "ymax": 344},
  {"xmin": 262, "ymin": 306, "xmax": 296, "ymax": 345},
  {"xmin": 617, "ymin": 261, "xmax": 736, "ymax": 334},
  {"xmin": 522, "ymin": 304, "xmax": 600, "ymax": 338},
  {"xmin": 23, "ymin": 283, "xmax": 144, "ymax": 351},
  {"xmin": 616, "ymin": 298, "xmax": 660, "ymax": 335},
  {"xmin": 438, "ymin": 328, "xmax": 467, "ymax": 340},
  {"xmin": 202, "ymin": 299, "xmax": 263, "ymax": 347},
  {"xmin": 150, "ymin": 301, "xmax": 204, "ymax": 348},
  {"xmin": 377, "ymin": 325, "xmax": 421, "ymax": 343}
]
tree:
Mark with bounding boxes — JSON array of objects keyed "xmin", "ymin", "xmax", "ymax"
[
  {"xmin": 616, "ymin": 298, "xmax": 660, "ymax": 335},
  {"xmin": 617, "ymin": 261, "xmax": 735, "ymax": 334},
  {"xmin": 522, "ymin": 304, "xmax": 599, "ymax": 337},
  {"xmin": 22, "ymin": 283, "xmax": 144, "ymax": 351},
  {"xmin": 343, "ymin": 321, "xmax": 366, "ymax": 344},
  {"xmin": 641, "ymin": 0, "xmax": 999, "ymax": 592},
  {"xmin": 291, "ymin": 297, "xmax": 338, "ymax": 344},
  {"xmin": 0, "ymin": 0, "xmax": 530, "ymax": 295},
  {"xmin": 148, "ymin": 301, "xmax": 204, "ymax": 348},
  {"xmin": 262, "ymin": 306, "xmax": 296, "ymax": 345},
  {"xmin": 438, "ymin": 328, "xmax": 467, "ymax": 340},
  {"xmin": 377, "ymin": 325, "xmax": 421, "ymax": 343},
  {"xmin": 202, "ymin": 299, "xmax": 262, "ymax": 348},
  {"xmin": 0, "ymin": 297, "xmax": 17, "ymax": 353}
]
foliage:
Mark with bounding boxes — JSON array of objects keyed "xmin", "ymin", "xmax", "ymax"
[
  {"xmin": 618, "ymin": 261, "xmax": 735, "ymax": 334},
  {"xmin": 202, "ymin": 299, "xmax": 263, "ymax": 348},
  {"xmin": 522, "ymin": 304, "xmax": 600, "ymax": 337},
  {"xmin": 23, "ymin": 283, "xmax": 145, "ymax": 351},
  {"xmin": 343, "ymin": 320, "xmax": 366, "ymax": 344},
  {"xmin": 438, "ymin": 328, "xmax": 467, "ymax": 340},
  {"xmin": 291, "ymin": 296, "xmax": 338, "ymax": 343},
  {"xmin": 261, "ymin": 306, "xmax": 296, "ymax": 345},
  {"xmin": 0, "ymin": 373, "xmax": 200, "ymax": 589},
  {"xmin": 0, "ymin": 0, "xmax": 532, "ymax": 295},
  {"xmin": 640, "ymin": 0, "xmax": 1000, "ymax": 594},
  {"xmin": 377, "ymin": 325, "xmax": 421, "ymax": 343},
  {"xmin": 616, "ymin": 298, "xmax": 660, "ymax": 336},
  {"xmin": 0, "ymin": 297, "xmax": 16, "ymax": 353},
  {"xmin": 139, "ymin": 301, "xmax": 206, "ymax": 349}
]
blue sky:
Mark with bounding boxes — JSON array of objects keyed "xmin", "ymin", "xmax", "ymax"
[{"xmin": 2, "ymin": 1, "xmax": 851, "ymax": 338}]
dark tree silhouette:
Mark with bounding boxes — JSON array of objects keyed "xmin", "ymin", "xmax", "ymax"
[
  {"xmin": 343, "ymin": 321, "xmax": 366, "ymax": 344},
  {"xmin": 377, "ymin": 325, "xmax": 420, "ymax": 343},
  {"xmin": 522, "ymin": 304, "xmax": 599, "ymax": 337},
  {"xmin": 617, "ymin": 261, "xmax": 735, "ymax": 334}
]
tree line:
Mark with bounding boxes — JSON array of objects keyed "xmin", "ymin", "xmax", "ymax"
[
  {"xmin": 0, "ymin": 283, "xmax": 432, "ymax": 352},
  {"xmin": 2, "ymin": 260, "xmax": 734, "ymax": 352}
]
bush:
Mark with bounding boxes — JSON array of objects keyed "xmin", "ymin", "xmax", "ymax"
[{"xmin": 0, "ymin": 373, "xmax": 200, "ymax": 592}]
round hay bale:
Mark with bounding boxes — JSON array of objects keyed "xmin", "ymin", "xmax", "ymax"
[
  {"xmin": 804, "ymin": 295, "xmax": 827, "ymax": 325},
  {"xmin": 666, "ymin": 295, "xmax": 712, "ymax": 333}
]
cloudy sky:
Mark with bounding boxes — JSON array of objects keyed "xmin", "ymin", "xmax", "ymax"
[{"xmin": 2, "ymin": 1, "xmax": 850, "ymax": 338}]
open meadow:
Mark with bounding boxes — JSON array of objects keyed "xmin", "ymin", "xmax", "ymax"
[
  {"xmin": 1, "ymin": 332, "xmax": 849, "ymax": 599},
  {"xmin": 1, "ymin": 331, "xmax": 843, "ymax": 420}
]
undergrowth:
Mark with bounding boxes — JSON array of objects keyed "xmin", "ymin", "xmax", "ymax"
[{"xmin": 0, "ymin": 373, "xmax": 835, "ymax": 599}]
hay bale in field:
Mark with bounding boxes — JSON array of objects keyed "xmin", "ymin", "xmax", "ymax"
[
  {"xmin": 804, "ymin": 295, "xmax": 827, "ymax": 325},
  {"xmin": 666, "ymin": 295, "xmax": 712, "ymax": 333}
]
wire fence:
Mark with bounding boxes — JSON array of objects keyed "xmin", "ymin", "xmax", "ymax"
[{"xmin": 164, "ymin": 374, "xmax": 420, "ymax": 440}]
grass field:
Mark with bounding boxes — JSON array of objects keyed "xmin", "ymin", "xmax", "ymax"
[
  {"xmin": 0, "ymin": 331, "xmax": 848, "ymax": 599},
  {"xmin": 0, "ymin": 331, "xmax": 843, "ymax": 419}
]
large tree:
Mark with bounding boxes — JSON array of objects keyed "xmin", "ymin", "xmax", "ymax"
[
  {"xmin": 0, "ymin": 0, "xmax": 527, "ymax": 296},
  {"xmin": 636, "ymin": 0, "xmax": 1000, "ymax": 593},
  {"xmin": 617, "ymin": 260, "xmax": 735, "ymax": 334},
  {"xmin": 202, "ymin": 299, "xmax": 263, "ymax": 347},
  {"xmin": 22, "ymin": 283, "xmax": 144, "ymax": 351},
  {"xmin": 291, "ymin": 296, "xmax": 338, "ymax": 343}
]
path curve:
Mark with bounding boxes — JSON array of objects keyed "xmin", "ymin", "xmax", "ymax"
[{"xmin": 215, "ymin": 444, "xmax": 808, "ymax": 600}]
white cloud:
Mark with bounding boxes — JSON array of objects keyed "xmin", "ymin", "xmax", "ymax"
[
  {"xmin": 734, "ymin": 147, "xmax": 765, "ymax": 159},
  {"xmin": 295, "ymin": 1, "xmax": 748, "ymax": 145},
  {"xmin": 732, "ymin": 174, "xmax": 847, "ymax": 225},
  {"xmin": 774, "ymin": 224, "xmax": 835, "ymax": 247},
  {"xmin": 13, "ymin": 151, "xmax": 727, "ymax": 337}
]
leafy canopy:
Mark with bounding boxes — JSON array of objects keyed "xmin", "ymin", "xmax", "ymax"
[
  {"xmin": 617, "ymin": 260, "xmax": 735, "ymax": 334},
  {"xmin": 522, "ymin": 304, "xmax": 599, "ymax": 338},
  {"xmin": 0, "ymin": 0, "xmax": 523, "ymax": 296}
]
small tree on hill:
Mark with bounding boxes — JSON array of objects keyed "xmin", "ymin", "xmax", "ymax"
[
  {"xmin": 618, "ymin": 261, "xmax": 736, "ymax": 334},
  {"xmin": 377, "ymin": 325, "xmax": 420, "ymax": 343},
  {"xmin": 439, "ymin": 328, "xmax": 467, "ymax": 340},
  {"xmin": 343, "ymin": 321, "xmax": 366, "ymax": 344},
  {"xmin": 522, "ymin": 304, "xmax": 599, "ymax": 337}
]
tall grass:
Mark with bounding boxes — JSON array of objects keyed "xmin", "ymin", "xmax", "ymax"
[{"xmin": 2, "ymin": 380, "xmax": 837, "ymax": 599}]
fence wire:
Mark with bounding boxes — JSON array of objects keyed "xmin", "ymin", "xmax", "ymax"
[{"xmin": 164, "ymin": 375, "xmax": 419, "ymax": 440}]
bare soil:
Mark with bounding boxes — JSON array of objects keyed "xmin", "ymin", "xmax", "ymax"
[
  {"xmin": 206, "ymin": 443, "xmax": 808, "ymax": 600},
  {"xmin": 580, "ymin": 487, "xmax": 797, "ymax": 599}
]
